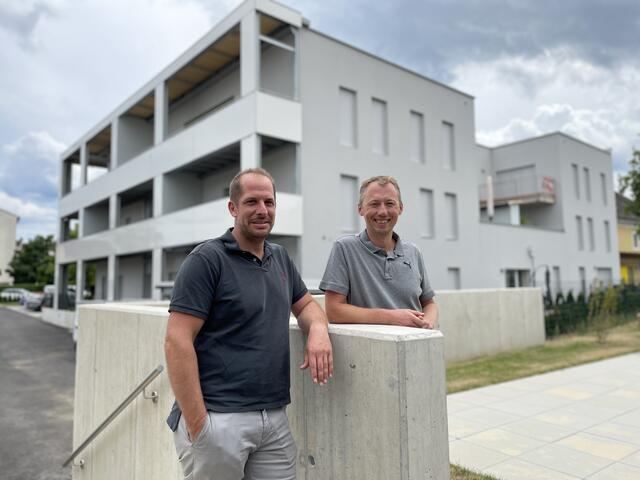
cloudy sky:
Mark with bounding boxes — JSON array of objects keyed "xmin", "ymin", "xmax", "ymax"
[{"xmin": 1, "ymin": 0, "xmax": 638, "ymax": 240}]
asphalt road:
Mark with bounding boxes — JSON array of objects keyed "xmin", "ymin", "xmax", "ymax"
[{"xmin": 0, "ymin": 307, "xmax": 74, "ymax": 480}]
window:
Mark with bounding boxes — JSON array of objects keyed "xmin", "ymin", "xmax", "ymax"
[
  {"xmin": 419, "ymin": 188, "xmax": 434, "ymax": 237},
  {"xmin": 633, "ymin": 232, "xmax": 640, "ymax": 250},
  {"xmin": 576, "ymin": 216, "xmax": 584, "ymax": 250},
  {"xmin": 445, "ymin": 192, "xmax": 458, "ymax": 240},
  {"xmin": 442, "ymin": 121, "xmax": 455, "ymax": 170},
  {"xmin": 604, "ymin": 220, "xmax": 611, "ymax": 252},
  {"xmin": 553, "ymin": 266, "xmax": 561, "ymax": 297},
  {"xmin": 572, "ymin": 164, "xmax": 580, "ymax": 199},
  {"xmin": 371, "ymin": 98, "xmax": 388, "ymax": 155},
  {"xmin": 447, "ymin": 268, "xmax": 461, "ymax": 290},
  {"xmin": 339, "ymin": 87, "xmax": 357, "ymax": 147},
  {"xmin": 409, "ymin": 111, "xmax": 425, "ymax": 164},
  {"xmin": 587, "ymin": 217, "xmax": 595, "ymax": 251},
  {"xmin": 340, "ymin": 175, "xmax": 359, "ymax": 232},
  {"xmin": 600, "ymin": 173, "xmax": 607, "ymax": 205},
  {"xmin": 579, "ymin": 267, "xmax": 586, "ymax": 296},
  {"xmin": 584, "ymin": 167, "xmax": 591, "ymax": 202},
  {"xmin": 505, "ymin": 269, "xmax": 530, "ymax": 288}
]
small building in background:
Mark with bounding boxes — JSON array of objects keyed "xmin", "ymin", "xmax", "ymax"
[
  {"xmin": 0, "ymin": 208, "xmax": 19, "ymax": 285},
  {"xmin": 616, "ymin": 193, "xmax": 640, "ymax": 284}
]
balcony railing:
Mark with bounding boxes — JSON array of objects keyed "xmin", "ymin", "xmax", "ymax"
[{"xmin": 479, "ymin": 175, "xmax": 555, "ymax": 206}]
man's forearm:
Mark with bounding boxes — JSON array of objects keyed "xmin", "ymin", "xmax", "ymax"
[
  {"xmin": 422, "ymin": 299, "xmax": 439, "ymax": 328},
  {"xmin": 165, "ymin": 337, "xmax": 207, "ymax": 431},
  {"xmin": 327, "ymin": 301, "xmax": 394, "ymax": 325}
]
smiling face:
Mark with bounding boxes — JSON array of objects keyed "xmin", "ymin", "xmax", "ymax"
[
  {"xmin": 228, "ymin": 173, "xmax": 276, "ymax": 242},
  {"xmin": 358, "ymin": 181, "xmax": 403, "ymax": 238}
]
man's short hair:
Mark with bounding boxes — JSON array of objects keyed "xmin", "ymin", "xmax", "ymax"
[
  {"xmin": 358, "ymin": 176, "xmax": 402, "ymax": 207},
  {"xmin": 229, "ymin": 168, "xmax": 276, "ymax": 204}
]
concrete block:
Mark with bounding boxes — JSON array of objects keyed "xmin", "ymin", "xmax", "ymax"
[{"xmin": 290, "ymin": 323, "xmax": 449, "ymax": 480}]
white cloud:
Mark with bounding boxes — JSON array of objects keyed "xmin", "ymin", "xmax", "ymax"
[
  {"xmin": 450, "ymin": 48, "xmax": 640, "ymax": 174},
  {"xmin": 0, "ymin": 190, "xmax": 56, "ymax": 219}
]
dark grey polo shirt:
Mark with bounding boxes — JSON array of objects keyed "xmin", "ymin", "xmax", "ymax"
[
  {"xmin": 166, "ymin": 229, "xmax": 307, "ymax": 430},
  {"xmin": 319, "ymin": 230, "xmax": 434, "ymax": 310}
]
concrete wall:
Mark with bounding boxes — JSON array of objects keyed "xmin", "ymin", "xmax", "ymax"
[
  {"xmin": 42, "ymin": 307, "xmax": 75, "ymax": 329},
  {"xmin": 436, "ymin": 288, "xmax": 545, "ymax": 363},
  {"xmin": 83, "ymin": 201, "xmax": 110, "ymax": 236},
  {"xmin": 0, "ymin": 209, "xmax": 18, "ymax": 284},
  {"xmin": 117, "ymin": 116, "xmax": 153, "ymax": 165},
  {"xmin": 72, "ymin": 303, "xmax": 449, "ymax": 480},
  {"xmin": 116, "ymin": 254, "xmax": 151, "ymax": 300}
]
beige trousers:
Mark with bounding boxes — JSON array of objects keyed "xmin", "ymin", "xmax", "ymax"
[{"xmin": 173, "ymin": 408, "xmax": 297, "ymax": 480}]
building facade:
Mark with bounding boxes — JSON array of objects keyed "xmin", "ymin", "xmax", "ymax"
[
  {"xmin": 0, "ymin": 208, "xmax": 18, "ymax": 285},
  {"xmin": 53, "ymin": 0, "xmax": 620, "ymax": 314}
]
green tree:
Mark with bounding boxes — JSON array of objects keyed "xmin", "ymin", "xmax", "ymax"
[
  {"xmin": 6, "ymin": 235, "xmax": 56, "ymax": 284},
  {"xmin": 619, "ymin": 147, "xmax": 640, "ymax": 215}
]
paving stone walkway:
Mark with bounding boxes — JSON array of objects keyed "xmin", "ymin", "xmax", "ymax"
[{"xmin": 447, "ymin": 352, "xmax": 640, "ymax": 479}]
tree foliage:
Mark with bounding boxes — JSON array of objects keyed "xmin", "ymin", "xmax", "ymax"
[
  {"xmin": 6, "ymin": 235, "xmax": 55, "ymax": 284},
  {"xmin": 619, "ymin": 148, "xmax": 640, "ymax": 217}
]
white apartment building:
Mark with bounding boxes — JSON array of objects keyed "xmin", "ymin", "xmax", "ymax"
[
  {"xmin": 53, "ymin": 0, "xmax": 619, "ymax": 317},
  {"xmin": 0, "ymin": 208, "xmax": 19, "ymax": 285}
]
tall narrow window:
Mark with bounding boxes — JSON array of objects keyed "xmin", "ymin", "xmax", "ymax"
[
  {"xmin": 447, "ymin": 268, "xmax": 461, "ymax": 290},
  {"xmin": 604, "ymin": 220, "xmax": 611, "ymax": 252},
  {"xmin": 339, "ymin": 87, "xmax": 357, "ymax": 148},
  {"xmin": 584, "ymin": 167, "xmax": 591, "ymax": 202},
  {"xmin": 576, "ymin": 215, "xmax": 584, "ymax": 250},
  {"xmin": 587, "ymin": 217, "xmax": 595, "ymax": 250},
  {"xmin": 445, "ymin": 192, "xmax": 458, "ymax": 240},
  {"xmin": 442, "ymin": 121, "xmax": 455, "ymax": 170},
  {"xmin": 553, "ymin": 266, "xmax": 561, "ymax": 296},
  {"xmin": 579, "ymin": 267, "xmax": 586, "ymax": 296},
  {"xmin": 572, "ymin": 164, "xmax": 580, "ymax": 199},
  {"xmin": 419, "ymin": 188, "xmax": 434, "ymax": 237},
  {"xmin": 371, "ymin": 98, "xmax": 388, "ymax": 155},
  {"xmin": 600, "ymin": 173, "xmax": 607, "ymax": 205},
  {"xmin": 340, "ymin": 175, "xmax": 359, "ymax": 232},
  {"xmin": 410, "ymin": 111, "xmax": 425, "ymax": 164}
]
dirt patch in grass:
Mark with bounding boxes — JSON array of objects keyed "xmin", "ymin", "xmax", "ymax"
[{"xmin": 446, "ymin": 322, "xmax": 640, "ymax": 394}]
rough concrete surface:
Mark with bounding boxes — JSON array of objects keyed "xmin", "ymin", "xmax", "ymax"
[{"xmin": 0, "ymin": 307, "xmax": 74, "ymax": 480}]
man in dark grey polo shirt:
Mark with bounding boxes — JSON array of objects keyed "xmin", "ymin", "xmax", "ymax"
[
  {"xmin": 165, "ymin": 168, "xmax": 333, "ymax": 480},
  {"xmin": 320, "ymin": 175, "xmax": 438, "ymax": 328}
]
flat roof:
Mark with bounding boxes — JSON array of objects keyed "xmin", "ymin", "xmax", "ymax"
[
  {"xmin": 307, "ymin": 28, "xmax": 474, "ymax": 100},
  {"xmin": 486, "ymin": 131, "xmax": 611, "ymax": 155}
]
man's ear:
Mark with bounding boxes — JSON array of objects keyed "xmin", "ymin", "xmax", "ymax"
[
  {"xmin": 399, "ymin": 202, "xmax": 404, "ymax": 215},
  {"xmin": 228, "ymin": 201, "xmax": 237, "ymax": 218},
  {"xmin": 357, "ymin": 204, "xmax": 364, "ymax": 217}
]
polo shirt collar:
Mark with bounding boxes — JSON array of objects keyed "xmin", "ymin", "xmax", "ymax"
[
  {"xmin": 358, "ymin": 229, "xmax": 405, "ymax": 257},
  {"xmin": 221, "ymin": 228, "xmax": 273, "ymax": 260}
]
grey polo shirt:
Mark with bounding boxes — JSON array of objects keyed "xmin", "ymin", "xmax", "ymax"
[
  {"xmin": 319, "ymin": 230, "xmax": 434, "ymax": 310},
  {"xmin": 166, "ymin": 229, "xmax": 307, "ymax": 430}
]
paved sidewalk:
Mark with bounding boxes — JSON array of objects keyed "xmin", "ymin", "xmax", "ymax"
[{"xmin": 448, "ymin": 353, "xmax": 640, "ymax": 479}]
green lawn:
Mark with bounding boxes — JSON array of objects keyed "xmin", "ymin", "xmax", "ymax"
[
  {"xmin": 451, "ymin": 464, "xmax": 499, "ymax": 480},
  {"xmin": 447, "ymin": 321, "xmax": 640, "ymax": 394}
]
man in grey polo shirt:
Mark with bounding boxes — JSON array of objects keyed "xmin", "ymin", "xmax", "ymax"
[
  {"xmin": 320, "ymin": 175, "xmax": 438, "ymax": 328},
  {"xmin": 165, "ymin": 168, "xmax": 333, "ymax": 480}
]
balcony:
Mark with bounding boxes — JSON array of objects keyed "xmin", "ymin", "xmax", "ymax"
[{"xmin": 479, "ymin": 175, "xmax": 555, "ymax": 207}]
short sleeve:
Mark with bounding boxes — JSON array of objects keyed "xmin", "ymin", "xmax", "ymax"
[
  {"xmin": 416, "ymin": 249, "xmax": 435, "ymax": 302},
  {"xmin": 169, "ymin": 253, "xmax": 219, "ymax": 320},
  {"xmin": 319, "ymin": 242, "xmax": 350, "ymax": 296},
  {"xmin": 287, "ymin": 254, "xmax": 308, "ymax": 305}
]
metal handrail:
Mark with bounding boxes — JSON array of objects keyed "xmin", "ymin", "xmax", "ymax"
[{"xmin": 62, "ymin": 365, "xmax": 164, "ymax": 468}]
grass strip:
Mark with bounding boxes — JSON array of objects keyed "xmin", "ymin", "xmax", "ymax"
[
  {"xmin": 451, "ymin": 464, "xmax": 499, "ymax": 479},
  {"xmin": 446, "ymin": 321, "xmax": 640, "ymax": 394}
]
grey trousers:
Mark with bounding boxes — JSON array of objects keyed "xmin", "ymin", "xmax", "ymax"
[{"xmin": 173, "ymin": 408, "xmax": 297, "ymax": 480}]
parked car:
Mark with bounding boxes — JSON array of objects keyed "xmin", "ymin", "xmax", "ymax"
[
  {"xmin": 25, "ymin": 291, "xmax": 45, "ymax": 311},
  {"xmin": 0, "ymin": 288, "xmax": 29, "ymax": 302}
]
